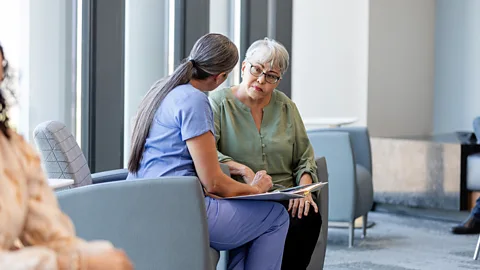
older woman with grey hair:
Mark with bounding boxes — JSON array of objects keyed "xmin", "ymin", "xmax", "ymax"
[{"xmin": 209, "ymin": 38, "xmax": 322, "ymax": 270}]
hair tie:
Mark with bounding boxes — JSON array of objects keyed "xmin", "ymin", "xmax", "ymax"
[{"xmin": 189, "ymin": 59, "xmax": 196, "ymax": 66}]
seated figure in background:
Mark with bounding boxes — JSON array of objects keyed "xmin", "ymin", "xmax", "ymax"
[
  {"xmin": 451, "ymin": 116, "xmax": 480, "ymax": 234},
  {"xmin": 451, "ymin": 197, "xmax": 480, "ymax": 234},
  {"xmin": 209, "ymin": 38, "xmax": 322, "ymax": 270}
]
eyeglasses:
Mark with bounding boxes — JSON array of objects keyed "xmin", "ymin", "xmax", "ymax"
[{"xmin": 248, "ymin": 62, "xmax": 281, "ymax": 84}]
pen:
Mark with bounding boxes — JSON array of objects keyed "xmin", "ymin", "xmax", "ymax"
[{"xmin": 272, "ymin": 184, "xmax": 286, "ymax": 190}]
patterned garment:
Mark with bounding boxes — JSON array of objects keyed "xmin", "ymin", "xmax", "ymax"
[{"xmin": 0, "ymin": 130, "xmax": 112, "ymax": 269}]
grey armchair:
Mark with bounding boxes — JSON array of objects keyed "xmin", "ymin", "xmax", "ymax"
[
  {"xmin": 307, "ymin": 127, "xmax": 374, "ymax": 247},
  {"xmin": 33, "ymin": 121, "xmax": 128, "ymax": 187},
  {"xmin": 57, "ymin": 177, "xmax": 219, "ymax": 270},
  {"xmin": 217, "ymin": 157, "xmax": 329, "ymax": 270}
]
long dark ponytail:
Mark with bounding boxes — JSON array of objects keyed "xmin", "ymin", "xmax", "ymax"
[
  {"xmin": 128, "ymin": 33, "xmax": 239, "ymax": 173},
  {"xmin": 0, "ymin": 44, "xmax": 11, "ymax": 139}
]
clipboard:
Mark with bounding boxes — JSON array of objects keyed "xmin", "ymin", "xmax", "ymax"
[
  {"xmin": 223, "ymin": 192, "xmax": 304, "ymax": 201},
  {"xmin": 276, "ymin": 182, "xmax": 328, "ymax": 195},
  {"xmin": 223, "ymin": 182, "xmax": 328, "ymax": 201}
]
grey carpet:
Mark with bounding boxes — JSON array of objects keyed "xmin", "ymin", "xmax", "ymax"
[{"xmin": 324, "ymin": 212, "xmax": 480, "ymax": 270}]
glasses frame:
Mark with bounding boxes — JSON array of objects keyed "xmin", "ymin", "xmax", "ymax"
[{"xmin": 247, "ymin": 62, "xmax": 281, "ymax": 84}]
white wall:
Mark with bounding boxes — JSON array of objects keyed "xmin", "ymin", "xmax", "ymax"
[
  {"xmin": 209, "ymin": 0, "xmax": 238, "ymax": 88},
  {"xmin": 16, "ymin": 0, "xmax": 75, "ymax": 141},
  {"xmin": 209, "ymin": 0, "xmax": 230, "ymax": 36},
  {"xmin": 123, "ymin": 0, "xmax": 169, "ymax": 166},
  {"xmin": 367, "ymin": 0, "xmax": 436, "ymax": 138},
  {"xmin": 433, "ymin": 0, "xmax": 480, "ymax": 134},
  {"xmin": 291, "ymin": 0, "xmax": 369, "ymax": 128}
]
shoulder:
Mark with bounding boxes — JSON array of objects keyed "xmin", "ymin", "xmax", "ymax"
[
  {"xmin": 167, "ymin": 84, "xmax": 210, "ymax": 109},
  {"xmin": 156, "ymin": 84, "xmax": 211, "ymax": 123},
  {"xmin": 208, "ymin": 87, "xmax": 232, "ymax": 105},
  {"xmin": 272, "ymin": 89, "xmax": 298, "ymax": 111},
  {"xmin": 172, "ymin": 84, "xmax": 208, "ymax": 102}
]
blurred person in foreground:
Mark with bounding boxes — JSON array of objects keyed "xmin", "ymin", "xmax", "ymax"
[{"xmin": 0, "ymin": 43, "xmax": 133, "ymax": 269}]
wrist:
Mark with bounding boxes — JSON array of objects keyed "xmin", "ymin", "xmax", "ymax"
[
  {"xmin": 299, "ymin": 173, "xmax": 313, "ymax": 185},
  {"xmin": 240, "ymin": 165, "xmax": 250, "ymax": 176},
  {"xmin": 251, "ymin": 185, "xmax": 261, "ymax": 194}
]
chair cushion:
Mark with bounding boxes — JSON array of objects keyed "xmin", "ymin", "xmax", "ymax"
[
  {"xmin": 467, "ymin": 153, "xmax": 480, "ymax": 190},
  {"xmin": 355, "ymin": 164, "xmax": 374, "ymax": 218},
  {"xmin": 210, "ymin": 248, "xmax": 220, "ymax": 269}
]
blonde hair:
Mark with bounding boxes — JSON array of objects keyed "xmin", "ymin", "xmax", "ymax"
[{"xmin": 245, "ymin": 38, "xmax": 290, "ymax": 75}]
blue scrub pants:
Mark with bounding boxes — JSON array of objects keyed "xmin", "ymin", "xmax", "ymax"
[{"xmin": 205, "ymin": 197, "xmax": 290, "ymax": 270}]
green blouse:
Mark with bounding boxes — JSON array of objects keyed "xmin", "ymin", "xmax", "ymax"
[{"xmin": 209, "ymin": 88, "xmax": 318, "ymax": 188}]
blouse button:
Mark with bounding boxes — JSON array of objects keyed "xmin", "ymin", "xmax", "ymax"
[{"xmin": 262, "ymin": 144, "xmax": 266, "ymax": 148}]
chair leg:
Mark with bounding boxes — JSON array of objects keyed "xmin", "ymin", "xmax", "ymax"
[
  {"xmin": 474, "ymin": 235, "xmax": 480, "ymax": 260},
  {"xmin": 348, "ymin": 222, "xmax": 354, "ymax": 248},
  {"xmin": 362, "ymin": 214, "xmax": 368, "ymax": 239}
]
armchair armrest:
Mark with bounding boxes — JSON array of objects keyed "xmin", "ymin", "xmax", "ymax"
[
  {"xmin": 91, "ymin": 168, "xmax": 128, "ymax": 184},
  {"xmin": 57, "ymin": 177, "xmax": 213, "ymax": 269},
  {"xmin": 307, "ymin": 131, "xmax": 356, "ymax": 222},
  {"xmin": 308, "ymin": 157, "xmax": 329, "ymax": 270}
]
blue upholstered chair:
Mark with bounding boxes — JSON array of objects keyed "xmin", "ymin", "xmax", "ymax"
[
  {"xmin": 307, "ymin": 127, "xmax": 374, "ymax": 247},
  {"xmin": 57, "ymin": 177, "xmax": 219, "ymax": 270}
]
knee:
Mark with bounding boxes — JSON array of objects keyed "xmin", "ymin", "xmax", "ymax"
[{"xmin": 272, "ymin": 202, "xmax": 290, "ymax": 227}]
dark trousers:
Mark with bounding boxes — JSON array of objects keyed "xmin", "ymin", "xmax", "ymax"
[{"xmin": 280, "ymin": 201, "xmax": 322, "ymax": 270}]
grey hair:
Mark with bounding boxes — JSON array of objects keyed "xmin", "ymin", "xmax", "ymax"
[
  {"xmin": 245, "ymin": 37, "xmax": 290, "ymax": 75},
  {"xmin": 128, "ymin": 33, "xmax": 239, "ymax": 173}
]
